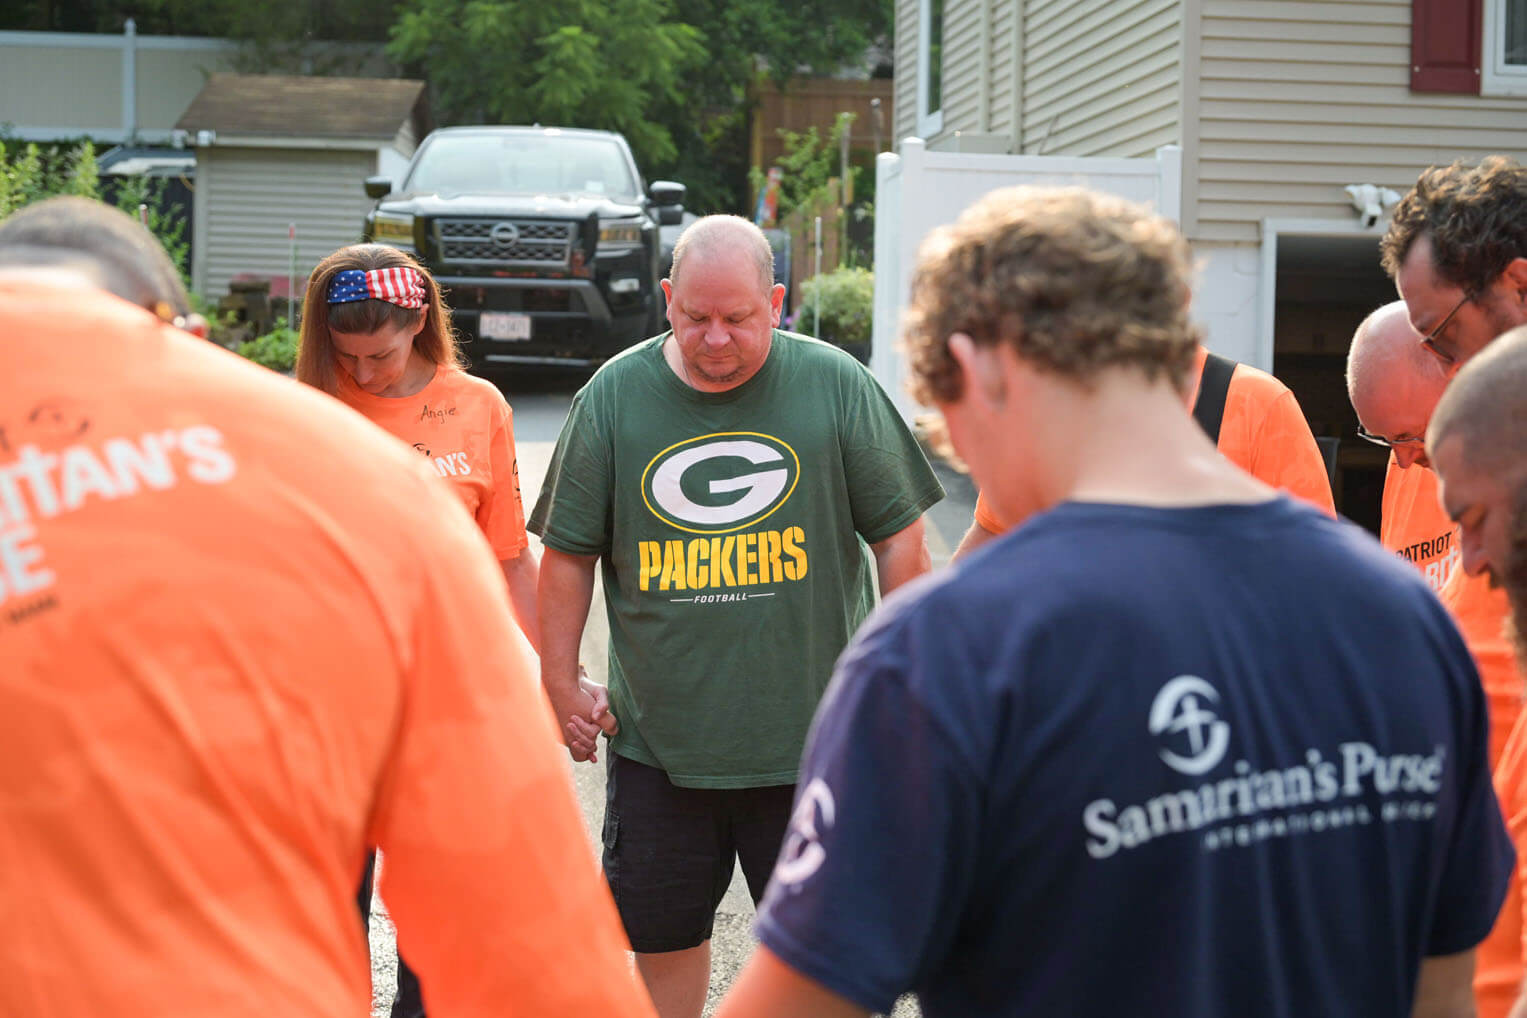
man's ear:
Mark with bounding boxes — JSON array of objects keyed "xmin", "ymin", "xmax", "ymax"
[
  {"xmin": 947, "ymin": 332, "xmax": 1008, "ymax": 406},
  {"xmin": 1503, "ymin": 257, "xmax": 1527, "ymax": 305}
]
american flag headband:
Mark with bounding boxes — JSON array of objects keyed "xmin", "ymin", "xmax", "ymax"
[{"xmin": 326, "ymin": 267, "xmax": 427, "ymax": 309}]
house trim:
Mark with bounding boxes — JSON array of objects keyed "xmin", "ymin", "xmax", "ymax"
[
  {"xmin": 1257, "ymin": 218, "xmax": 1392, "ymax": 374},
  {"xmin": 917, "ymin": 0, "xmax": 945, "ymax": 138},
  {"xmin": 1178, "ymin": 0, "xmax": 1203, "ymax": 237},
  {"xmin": 1482, "ymin": 0, "xmax": 1527, "ymax": 96}
]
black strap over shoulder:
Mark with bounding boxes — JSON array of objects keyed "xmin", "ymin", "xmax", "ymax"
[{"xmin": 1192, "ymin": 352, "xmax": 1237, "ymax": 446}]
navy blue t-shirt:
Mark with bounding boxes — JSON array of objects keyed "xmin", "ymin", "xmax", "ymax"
[{"xmin": 755, "ymin": 498, "xmax": 1513, "ymax": 1017}]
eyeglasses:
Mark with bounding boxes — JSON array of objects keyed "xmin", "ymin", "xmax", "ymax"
[
  {"xmin": 1418, "ymin": 290, "xmax": 1475, "ymax": 365},
  {"xmin": 1356, "ymin": 424, "xmax": 1425, "ymax": 449}
]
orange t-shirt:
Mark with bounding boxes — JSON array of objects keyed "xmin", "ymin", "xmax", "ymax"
[
  {"xmin": 338, "ymin": 366, "xmax": 529, "ymax": 561},
  {"xmin": 1440, "ymin": 566, "xmax": 1525, "ymax": 1018},
  {"xmin": 973, "ymin": 346, "xmax": 1335, "ymax": 532},
  {"xmin": 1489, "ymin": 712, "xmax": 1527, "ymax": 1018},
  {"xmin": 0, "ymin": 283, "xmax": 652, "ymax": 1018},
  {"xmin": 1379, "ymin": 456, "xmax": 1458, "ymax": 593}
]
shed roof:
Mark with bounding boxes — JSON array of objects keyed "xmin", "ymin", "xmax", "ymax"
[{"xmin": 176, "ymin": 73, "xmax": 427, "ymax": 140}]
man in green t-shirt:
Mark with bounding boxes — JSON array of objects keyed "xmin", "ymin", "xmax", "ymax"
[{"xmin": 531, "ymin": 214, "xmax": 944, "ymax": 1018}]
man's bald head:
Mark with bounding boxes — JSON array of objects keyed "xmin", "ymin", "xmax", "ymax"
[
  {"xmin": 1429, "ymin": 325, "xmax": 1527, "ymax": 483},
  {"xmin": 1346, "ymin": 301, "xmax": 1450, "ymax": 466},
  {"xmin": 668, "ymin": 215, "xmax": 774, "ymax": 292}
]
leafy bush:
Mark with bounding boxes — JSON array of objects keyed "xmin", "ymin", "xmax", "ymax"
[
  {"xmin": 0, "ymin": 139, "xmax": 190, "ymax": 292},
  {"xmin": 791, "ymin": 267, "xmax": 873, "ymax": 348},
  {"xmin": 236, "ymin": 320, "xmax": 299, "ymax": 373}
]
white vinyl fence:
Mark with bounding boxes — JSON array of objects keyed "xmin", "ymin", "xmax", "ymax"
[{"xmin": 871, "ymin": 139, "xmax": 1182, "ymax": 421}]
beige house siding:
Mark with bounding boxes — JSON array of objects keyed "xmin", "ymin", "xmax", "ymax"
[
  {"xmin": 989, "ymin": 0, "xmax": 1019, "ymax": 138},
  {"xmin": 1021, "ymin": 0, "xmax": 1181, "ymax": 156},
  {"xmin": 940, "ymin": 0, "xmax": 987, "ymax": 134},
  {"xmin": 193, "ymin": 147, "xmax": 373, "ymax": 298},
  {"xmin": 1194, "ymin": 0, "xmax": 1527, "ymax": 243}
]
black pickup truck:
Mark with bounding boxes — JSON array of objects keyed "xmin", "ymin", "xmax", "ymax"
[{"xmin": 363, "ymin": 125, "xmax": 685, "ymax": 369}]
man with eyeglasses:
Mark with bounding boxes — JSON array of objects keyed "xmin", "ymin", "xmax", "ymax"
[
  {"xmin": 1348, "ymin": 299, "xmax": 1523, "ymax": 1018},
  {"xmin": 1348, "ymin": 301, "xmax": 1457, "ymax": 591},
  {"xmin": 1381, "ymin": 156, "xmax": 1527, "ymax": 371}
]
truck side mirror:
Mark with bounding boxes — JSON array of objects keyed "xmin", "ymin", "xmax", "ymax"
[
  {"xmin": 649, "ymin": 180, "xmax": 686, "ymax": 225},
  {"xmin": 364, "ymin": 176, "xmax": 393, "ymax": 200}
]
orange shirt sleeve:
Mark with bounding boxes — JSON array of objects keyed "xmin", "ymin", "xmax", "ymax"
[
  {"xmin": 973, "ymin": 490, "xmax": 1006, "ymax": 535},
  {"xmin": 370, "ymin": 479, "xmax": 650, "ymax": 1016},
  {"xmin": 479, "ymin": 397, "xmax": 530, "ymax": 561},
  {"xmin": 1485, "ymin": 714, "xmax": 1527, "ymax": 1018}
]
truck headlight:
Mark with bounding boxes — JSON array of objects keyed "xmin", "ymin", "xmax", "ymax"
[
  {"xmin": 371, "ymin": 212, "xmax": 414, "ymax": 246},
  {"xmin": 598, "ymin": 219, "xmax": 643, "ymax": 248}
]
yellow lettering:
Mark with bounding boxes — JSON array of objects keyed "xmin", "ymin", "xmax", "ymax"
[
  {"xmin": 782, "ymin": 526, "xmax": 808, "ymax": 581},
  {"xmin": 737, "ymin": 532, "xmax": 757, "ymax": 585},
  {"xmin": 711, "ymin": 536, "xmax": 737, "ymax": 586},
  {"xmin": 661, "ymin": 539, "xmax": 687, "ymax": 591},
  {"xmin": 639, "ymin": 541, "xmax": 662, "ymax": 592},
  {"xmin": 687, "ymin": 536, "xmax": 709, "ymax": 588},
  {"xmin": 762, "ymin": 529, "xmax": 784, "ymax": 583}
]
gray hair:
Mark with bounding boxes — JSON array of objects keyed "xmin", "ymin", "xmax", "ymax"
[
  {"xmin": 668, "ymin": 214, "xmax": 775, "ymax": 291},
  {"xmin": 0, "ymin": 196, "xmax": 190, "ymax": 316}
]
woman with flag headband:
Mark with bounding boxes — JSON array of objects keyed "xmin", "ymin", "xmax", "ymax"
[{"xmin": 297, "ymin": 243, "xmax": 567, "ymax": 1017}]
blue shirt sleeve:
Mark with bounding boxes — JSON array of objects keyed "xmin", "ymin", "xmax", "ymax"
[{"xmin": 753, "ymin": 614, "xmax": 982, "ymax": 1013}]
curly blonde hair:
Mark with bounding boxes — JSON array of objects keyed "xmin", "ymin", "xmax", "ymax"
[
  {"xmin": 903, "ymin": 186, "xmax": 1200, "ymax": 406},
  {"xmin": 296, "ymin": 244, "xmax": 463, "ymax": 395}
]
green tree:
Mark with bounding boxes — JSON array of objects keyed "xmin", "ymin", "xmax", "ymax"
[{"xmin": 388, "ymin": 0, "xmax": 703, "ymax": 168}]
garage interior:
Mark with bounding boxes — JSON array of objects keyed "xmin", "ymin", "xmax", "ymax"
[{"xmin": 1270, "ymin": 234, "xmax": 1399, "ymax": 536}]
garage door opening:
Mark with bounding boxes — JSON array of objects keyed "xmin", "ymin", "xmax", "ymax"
[{"xmin": 1270, "ymin": 233, "xmax": 1396, "ymax": 534}]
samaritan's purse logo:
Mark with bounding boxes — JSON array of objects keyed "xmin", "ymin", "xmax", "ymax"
[
  {"xmin": 641, "ymin": 432, "xmax": 800, "ymax": 534},
  {"xmin": 1149, "ymin": 675, "xmax": 1231, "ymax": 776}
]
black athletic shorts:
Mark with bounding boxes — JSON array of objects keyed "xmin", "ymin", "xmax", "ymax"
[{"xmin": 602, "ymin": 753, "xmax": 796, "ymax": 954}]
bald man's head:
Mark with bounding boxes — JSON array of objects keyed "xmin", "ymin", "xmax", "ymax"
[
  {"xmin": 668, "ymin": 215, "xmax": 774, "ymax": 292},
  {"xmin": 1346, "ymin": 301, "xmax": 1450, "ymax": 468}
]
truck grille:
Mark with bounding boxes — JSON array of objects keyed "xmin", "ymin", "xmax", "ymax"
[{"xmin": 434, "ymin": 218, "xmax": 575, "ymax": 268}]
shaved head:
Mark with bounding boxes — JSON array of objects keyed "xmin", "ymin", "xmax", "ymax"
[
  {"xmin": 1347, "ymin": 301, "xmax": 1450, "ymax": 465},
  {"xmin": 1428, "ymin": 325, "xmax": 1527, "ymax": 482},
  {"xmin": 668, "ymin": 214, "xmax": 774, "ymax": 292}
]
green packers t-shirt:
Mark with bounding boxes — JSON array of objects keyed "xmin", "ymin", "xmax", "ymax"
[{"xmin": 530, "ymin": 331, "xmax": 944, "ymax": 788}]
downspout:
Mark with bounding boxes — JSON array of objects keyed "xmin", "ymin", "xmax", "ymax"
[{"xmin": 122, "ymin": 17, "xmax": 137, "ymax": 144}]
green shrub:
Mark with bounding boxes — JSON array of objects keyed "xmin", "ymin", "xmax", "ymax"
[
  {"xmin": 791, "ymin": 267, "xmax": 873, "ymax": 348},
  {"xmin": 236, "ymin": 320, "xmax": 299, "ymax": 373}
]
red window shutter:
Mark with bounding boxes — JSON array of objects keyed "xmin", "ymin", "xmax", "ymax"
[{"xmin": 1411, "ymin": 0, "xmax": 1482, "ymax": 93}]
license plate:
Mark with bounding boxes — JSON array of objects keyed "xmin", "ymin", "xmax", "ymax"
[{"xmin": 480, "ymin": 312, "xmax": 532, "ymax": 341}]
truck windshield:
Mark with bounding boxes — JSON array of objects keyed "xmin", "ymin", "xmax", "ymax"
[{"xmin": 406, "ymin": 133, "xmax": 639, "ymax": 200}]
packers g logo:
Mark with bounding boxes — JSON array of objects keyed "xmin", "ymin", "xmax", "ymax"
[{"xmin": 641, "ymin": 432, "xmax": 800, "ymax": 534}]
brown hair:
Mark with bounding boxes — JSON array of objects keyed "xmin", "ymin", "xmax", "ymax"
[
  {"xmin": 296, "ymin": 244, "xmax": 462, "ymax": 395},
  {"xmin": 0, "ymin": 195, "xmax": 191, "ymax": 317},
  {"xmin": 1380, "ymin": 156, "xmax": 1527, "ymax": 292},
  {"xmin": 902, "ymin": 186, "xmax": 1199, "ymax": 406}
]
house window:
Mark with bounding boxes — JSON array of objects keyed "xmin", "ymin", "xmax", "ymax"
[
  {"xmin": 918, "ymin": 0, "xmax": 944, "ymax": 138},
  {"xmin": 1483, "ymin": 0, "xmax": 1527, "ymax": 94}
]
